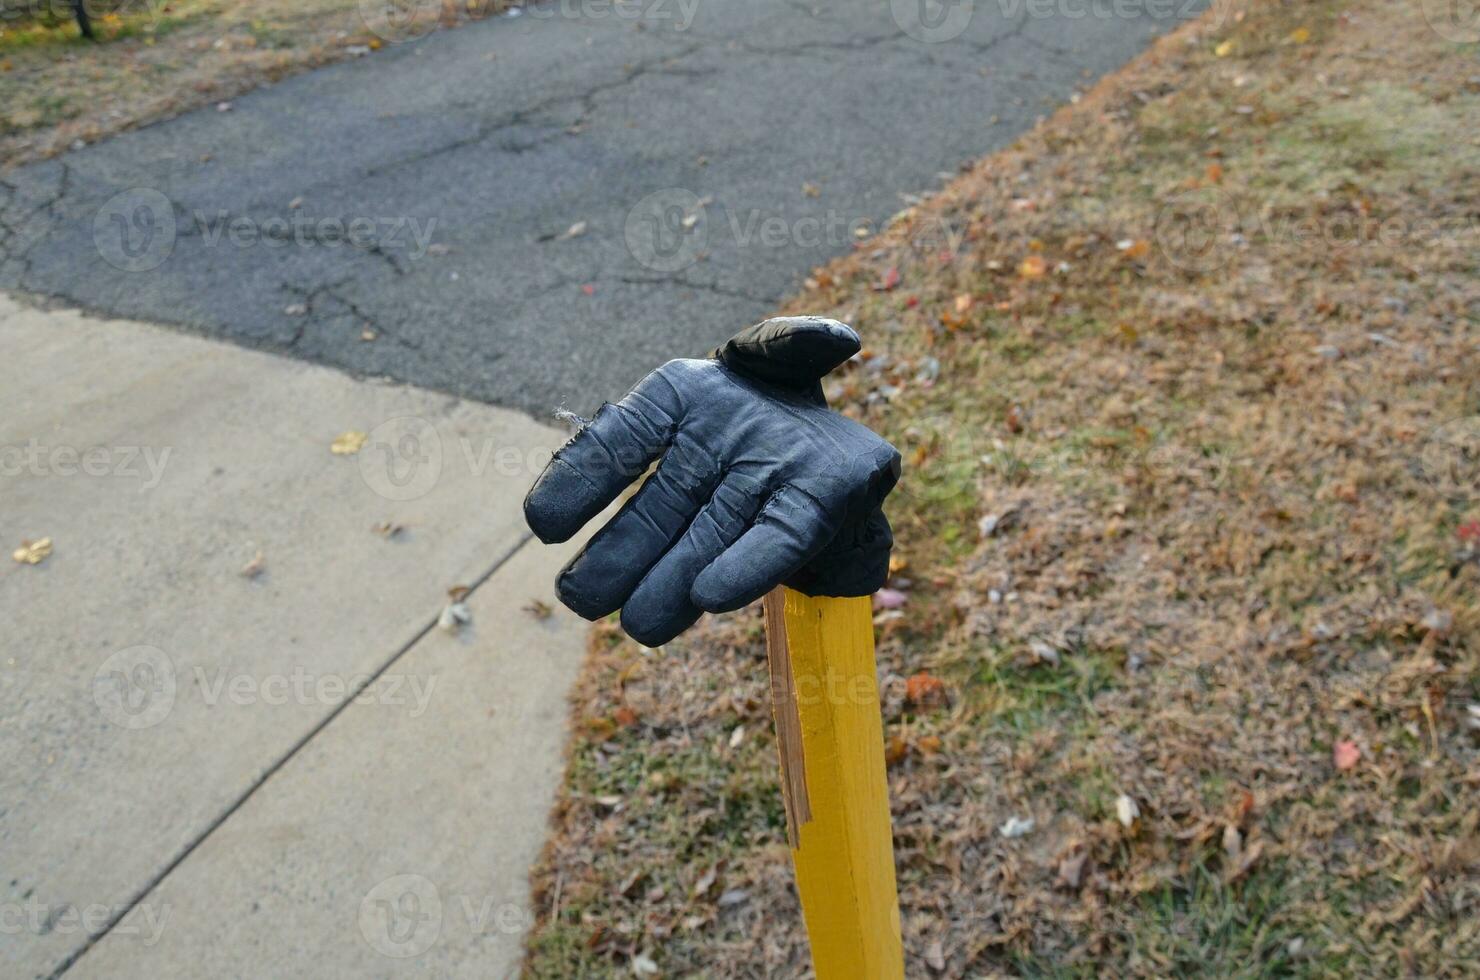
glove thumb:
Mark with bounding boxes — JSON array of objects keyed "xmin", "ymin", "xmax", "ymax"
[{"xmin": 711, "ymin": 316, "xmax": 860, "ymax": 402}]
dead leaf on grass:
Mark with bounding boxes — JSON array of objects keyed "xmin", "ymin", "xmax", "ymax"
[
  {"xmin": 999, "ymin": 815, "xmax": 1035, "ymax": 838},
  {"xmin": 905, "ymin": 671, "xmax": 947, "ymax": 708},
  {"xmin": 1018, "ymin": 254, "xmax": 1048, "ymax": 278},
  {"xmin": 1056, "ymin": 848, "xmax": 1088, "ymax": 889},
  {"xmin": 1116, "ymin": 793, "xmax": 1141, "ymax": 828}
]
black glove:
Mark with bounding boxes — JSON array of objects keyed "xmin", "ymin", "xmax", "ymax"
[{"xmin": 523, "ymin": 316, "xmax": 900, "ymax": 647}]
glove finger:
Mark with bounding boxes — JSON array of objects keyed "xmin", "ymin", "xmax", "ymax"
[
  {"xmin": 690, "ymin": 485, "xmax": 842, "ymax": 614},
  {"xmin": 619, "ymin": 472, "xmax": 767, "ymax": 647},
  {"xmin": 555, "ymin": 436, "xmax": 721, "ymax": 620},
  {"xmin": 784, "ymin": 508, "xmax": 893, "ymax": 598},
  {"xmin": 712, "ymin": 316, "xmax": 860, "ymax": 395},
  {"xmin": 523, "ymin": 367, "xmax": 683, "ymax": 544}
]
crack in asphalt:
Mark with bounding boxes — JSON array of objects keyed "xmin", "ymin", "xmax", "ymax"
[{"xmin": 360, "ymin": 44, "xmax": 705, "ymax": 182}]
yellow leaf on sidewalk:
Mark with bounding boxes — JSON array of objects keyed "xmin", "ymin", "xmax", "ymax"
[
  {"xmin": 330, "ymin": 431, "xmax": 368, "ymax": 455},
  {"xmin": 12, "ymin": 538, "xmax": 52, "ymax": 565}
]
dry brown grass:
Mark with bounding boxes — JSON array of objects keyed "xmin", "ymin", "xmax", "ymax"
[
  {"xmin": 525, "ymin": 0, "xmax": 1479, "ymax": 975},
  {"xmin": 0, "ymin": 0, "xmax": 507, "ymax": 169}
]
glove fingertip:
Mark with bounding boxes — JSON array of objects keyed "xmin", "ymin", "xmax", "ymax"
[{"xmin": 522, "ymin": 459, "xmax": 590, "ymax": 544}]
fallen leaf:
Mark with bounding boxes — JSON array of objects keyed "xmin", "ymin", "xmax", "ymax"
[
  {"xmin": 885, "ymin": 736, "xmax": 909, "ymax": 766},
  {"xmin": 1206, "ymin": 162, "xmax": 1224, "ymax": 183},
  {"xmin": 1214, "ymin": 40, "xmax": 1234, "ymax": 57},
  {"xmin": 12, "ymin": 538, "xmax": 52, "ymax": 565},
  {"xmin": 924, "ymin": 939, "xmax": 946, "ymax": 971},
  {"xmin": 330, "ymin": 431, "xmax": 368, "ymax": 455},
  {"xmin": 1018, "ymin": 254, "xmax": 1048, "ymax": 278},
  {"xmin": 905, "ymin": 672, "xmax": 947, "ymax": 708},
  {"xmin": 1226, "ymin": 840, "xmax": 1264, "ymax": 881},
  {"xmin": 438, "ymin": 601, "xmax": 471, "ymax": 632},
  {"xmin": 1333, "ymin": 740, "xmax": 1360, "ymax": 771},
  {"xmin": 872, "ymin": 587, "xmax": 908, "ymax": 610},
  {"xmin": 581, "ymin": 284, "xmax": 596, "ymax": 295},
  {"xmin": 728, "ymin": 724, "xmax": 745, "ymax": 748},
  {"xmin": 1116, "ymin": 238, "xmax": 1151, "ymax": 260},
  {"xmin": 1028, "ymin": 639, "xmax": 1061, "ymax": 666},
  {"xmin": 802, "ymin": 182, "xmax": 820, "ymax": 198},
  {"xmin": 875, "ymin": 266, "xmax": 901, "ymax": 291},
  {"xmin": 371, "ymin": 521, "xmax": 404, "ymax": 538},
  {"xmin": 1115, "ymin": 793, "xmax": 1140, "ymax": 827},
  {"xmin": 240, "ymin": 550, "xmax": 265, "ymax": 579},
  {"xmin": 692, "ymin": 865, "xmax": 718, "ymax": 899},
  {"xmin": 1288, "ymin": 26, "xmax": 1310, "ymax": 43},
  {"xmin": 954, "ymin": 293, "xmax": 974, "ymax": 313},
  {"xmin": 1005, "ymin": 404, "xmax": 1024, "ymax": 434},
  {"xmin": 717, "ymin": 888, "xmax": 749, "ymax": 908},
  {"xmin": 1222, "ymin": 823, "xmax": 1242, "ymax": 860},
  {"xmin": 523, "ymin": 599, "xmax": 553, "ymax": 620},
  {"xmin": 1055, "ymin": 848, "xmax": 1087, "ymax": 889},
  {"xmin": 614, "ymin": 706, "xmax": 640, "ymax": 727},
  {"xmin": 999, "ymin": 815, "xmax": 1035, "ymax": 838}
]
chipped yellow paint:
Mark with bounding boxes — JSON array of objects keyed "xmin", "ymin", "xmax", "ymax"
[{"xmin": 768, "ymin": 587, "xmax": 903, "ymax": 979}]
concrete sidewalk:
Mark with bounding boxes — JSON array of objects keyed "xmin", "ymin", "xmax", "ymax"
[{"xmin": 0, "ymin": 293, "xmax": 590, "ymax": 978}]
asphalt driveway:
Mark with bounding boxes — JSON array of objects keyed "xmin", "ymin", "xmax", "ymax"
[{"xmin": 0, "ymin": 0, "xmax": 1204, "ymax": 418}]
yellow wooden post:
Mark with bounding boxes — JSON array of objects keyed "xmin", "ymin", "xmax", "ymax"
[{"xmin": 763, "ymin": 586, "xmax": 904, "ymax": 978}]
